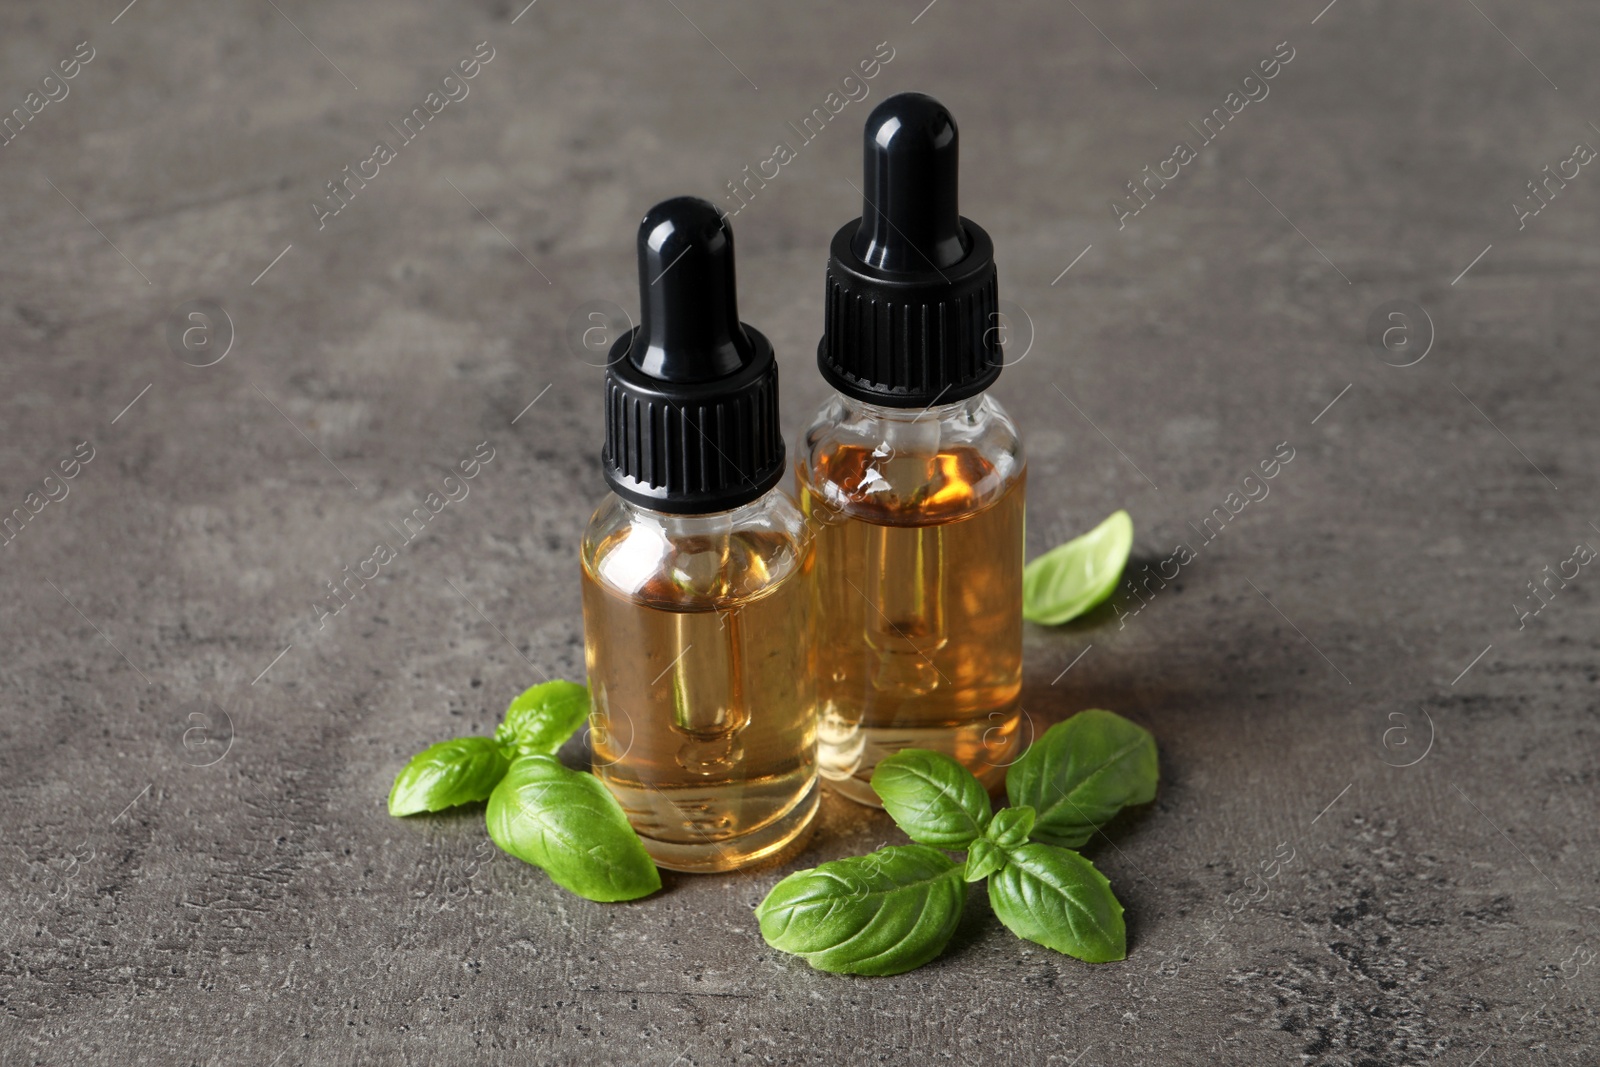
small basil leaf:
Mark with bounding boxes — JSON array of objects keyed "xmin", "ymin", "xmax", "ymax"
[
  {"xmin": 388, "ymin": 736, "xmax": 511, "ymax": 816},
  {"xmin": 1006, "ymin": 709, "xmax": 1158, "ymax": 848},
  {"xmin": 987, "ymin": 843, "xmax": 1125, "ymax": 963},
  {"xmin": 964, "ymin": 839, "xmax": 1006, "ymax": 883},
  {"xmin": 755, "ymin": 845, "xmax": 965, "ymax": 976},
  {"xmin": 871, "ymin": 749, "xmax": 992, "ymax": 848},
  {"xmin": 1022, "ymin": 509, "xmax": 1134, "ymax": 625},
  {"xmin": 984, "ymin": 805, "xmax": 1036, "ymax": 848},
  {"xmin": 495, "ymin": 679, "xmax": 591, "ymax": 757},
  {"xmin": 485, "ymin": 755, "xmax": 660, "ymax": 902}
]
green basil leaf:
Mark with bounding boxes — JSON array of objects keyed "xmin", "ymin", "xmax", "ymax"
[
  {"xmin": 485, "ymin": 755, "xmax": 660, "ymax": 902},
  {"xmin": 388, "ymin": 736, "xmax": 511, "ymax": 816},
  {"xmin": 755, "ymin": 845, "xmax": 965, "ymax": 976},
  {"xmin": 1022, "ymin": 509, "xmax": 1134, "ymax": 625},
  {"xmin": 870, "ymin": 749, "xmax": 992, "ymax": 848},
  {"xmin": 1006, "ymin": 709, "xmax": 1158, "ymax": 848},
  {"xmin": 495, "ymin": 679, "xmax": 591, "ymax": 757},
  {"xmin": 984, "ymin": 805, "xmax": 1036, "ymax": 848},
  {"xmin": 987, "ymin": 843, "xmax": 1125, "ymax": 963},
  {"xmin": 964, "ymin": 839, "xmax": 1006, "ymax": 883}
]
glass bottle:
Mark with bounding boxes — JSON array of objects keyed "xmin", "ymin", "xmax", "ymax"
[
  {"xmin": 799, "ymin": 92, "xmax": 1026, "ymax": 804},
  {"xmin": 581, "ymin": 196, "xmax": 817, "ymax": 870}
]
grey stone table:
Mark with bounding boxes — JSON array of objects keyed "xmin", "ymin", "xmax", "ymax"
[{"xmin": 2, "ymin": 1, "xmax": 1595, "ymax": 1063}]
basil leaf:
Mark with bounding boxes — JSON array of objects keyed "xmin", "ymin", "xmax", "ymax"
[
  {"xmin": 485, "ymin": 755, "xmax": 660, "ymax": 902},
  {"xmin": 964, "ymin": 839, "xmax": 1006, "ymax": 883},
  {"xmin": 1022, "ymin": 509, "xmax": 1133, "ymax": 625},
  {"xmin": 755, "ymin": 845, "xmax": 966, "ymax": 976},
  {"xmin": 987, "ymin": 843, "xmax": 1125, "ymax": 963},
  {"xmin": 871, "ymin": 749, "xmax": 992, "ymax": 848},
  {"xmin": 388, "ymin": 736, "xmax": 511, "ymax": 816},
  {"xmin": 495, "ymin": 679, "xmax": 591, "ymax": 757},
  {"xmin": 1006, "ymin": 709, "xmax": 1158, "ymax": 848},
  {"xmin": 984, "ymin": 805, "xmax": 1036, "ymax": 848}
]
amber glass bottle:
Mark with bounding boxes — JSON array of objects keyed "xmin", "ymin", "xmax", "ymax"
[
  {"xmin": 582, "ymin": 197, "xmax": 817, "ymax": 870},
  {"xmin": 798, "ymin": 93, "xmax": 1026, "ymax": 805}
]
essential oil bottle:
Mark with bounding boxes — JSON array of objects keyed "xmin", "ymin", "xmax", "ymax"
[
  {"xmin": 581, "ymin": 196, "xmax": 818, "ymax": 871},
  {"xmin": 797, "ymin": 92, "xmax": 1026, "ymax": 806}
]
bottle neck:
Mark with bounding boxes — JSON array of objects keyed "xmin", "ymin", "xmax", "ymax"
[
  {"xmin": 619, "ymin": 485, "xmax": 781, "ymax": 536},
  {"xmin": 831, "ymin": 392, "xmax": 989, "ymax": 456},
  {"xmin": 842, "ymin": 393, "xmax": 982, "ymax": 424}
]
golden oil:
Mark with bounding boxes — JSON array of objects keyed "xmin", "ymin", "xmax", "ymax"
[
  {"xmin": 581, "ymin": 503, "xmax": 817, "ymax": 871},
  {"xmin": 798, "ymin": 399, "xmax": 1026, "ymax": 805}
]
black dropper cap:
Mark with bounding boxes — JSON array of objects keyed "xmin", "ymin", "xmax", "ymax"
[
  {"xmin": 819, "ymin": 91, "xmax": 1001, "ymax": 408},
  {"xmin": 601, "ymin": 196, "xmax": 784, "ymax": 514}
]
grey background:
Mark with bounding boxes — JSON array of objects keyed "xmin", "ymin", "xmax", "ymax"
[{"xmin": 2, "ymin": 0, "xmax": 1596, "ymax": 1064}]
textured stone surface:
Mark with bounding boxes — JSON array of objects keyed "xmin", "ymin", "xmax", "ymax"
[{"xmin": 2, "ymin": 1, "xmax": 1596, "ymax": 1064}]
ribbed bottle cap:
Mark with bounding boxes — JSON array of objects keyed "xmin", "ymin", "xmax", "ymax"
[
  {"xmin": 602, "ymin": 196, "xmax": 785, "ymax": 514},
  {"xmin": 819, "ymin": 92, "xmax": 1002, "ymax": 408}
]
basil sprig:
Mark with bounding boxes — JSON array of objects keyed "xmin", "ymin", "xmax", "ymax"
[
  {"xmin": 1022, "ymin": 509, "xmax": 1134, "ymax": 625},
  {"xmin": 756, "ymin": 710, "xmax": 1158, "ymax": 975},
  {"xmin": 388, "ymin": 679, "xmax": 662, "ymax": 903}
]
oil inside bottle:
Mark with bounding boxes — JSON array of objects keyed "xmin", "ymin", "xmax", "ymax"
[
  {"xmin": 802, "ymin": 442, "xmax": 1024, "ymax": 805},
  {"xmin": 581, "ymin": 524, "xmax": 818, "ymax": 872}
]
